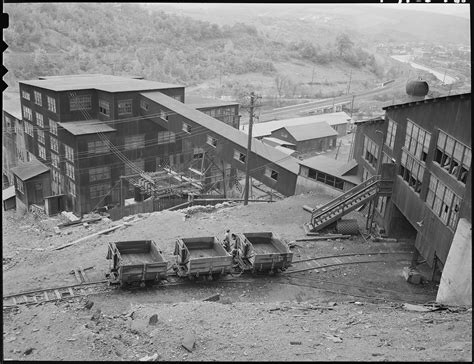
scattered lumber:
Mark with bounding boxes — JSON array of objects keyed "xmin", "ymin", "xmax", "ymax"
[
  {"xmin": 53, "ymin": 224, "xmax": 124, "ymax": 251},
  {"xmin": 302, "ymin": 205, "xmax": 315, "ymax": 213},
  {"xmin": 295, "ymin": 234, "xmax": 351, "ymax": 242},
  {"xmin": 57, "ymin": 217, "xmax": 102, "ymax": 229}
]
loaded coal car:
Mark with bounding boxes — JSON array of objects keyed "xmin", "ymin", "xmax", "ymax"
[
  {"xmin": 106, "ymin": 240, "xmax": 168, "ymax": 287},
  {"xmin": 235, "ymin": 232, "xmax": 293, "ymax": 273},
  {"xmin": 173, "ymin": 236, "xmax": 233, "ymax": 280}
]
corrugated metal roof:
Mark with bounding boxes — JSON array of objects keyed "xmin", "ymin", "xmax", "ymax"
[
  {"xmin": 2, "ymin": 92, "xmax": 22, "ymax": 119},
  {"xmin": 57, "ymin": 120, "xmax": 116, "ymax": 136},
  {"xmin": 141, "ymin": 91, "xmax": 300, "ymax": 174},
  {"xmin": 11, "ymin": 160, "xmax": 50, "ymax": 181},
  {"xmin": 246, "ymin": 111, "xmax": 351, "ymax": 138},
  {"xmin": 275, "ymin": 122, "xmax": 337, "ymax": 141},
  {"xmin": 20, "ymin": 74, "xmax": 183, "ymax": 93},
  {"xmin": 2, "ymin": 185, "xmax": 16, "ymax": 201},
  {"xmin": 185, "ymin": 95, "xmax": 239, "ymax": 109},
  {"xmin": 354, "ymin": 115, "xmax": 385, "ymax": 125},
  {"xmin": 382, "ymin": 92, "xmax": 471, "ymax": 111}
]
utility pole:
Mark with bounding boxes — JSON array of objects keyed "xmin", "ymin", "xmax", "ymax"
[
  {"xmin": 310, "ymin": 63, "xmax": 316, "ymax": 96},
  {"xmin": 350, "ymin": 94, "xmax": 355, "ymax": 118},
  {"xmin": 244, "ymin": 92, "xmax": 259, "ymax": 206},
  {"xmin": 346, "ymin": 70, "xmax": 352, "ymax": 95}
]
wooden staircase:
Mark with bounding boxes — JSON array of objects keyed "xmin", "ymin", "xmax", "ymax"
[{"xmin": 308, "ymin": 175, "xmax": 392, "ymax": 232}]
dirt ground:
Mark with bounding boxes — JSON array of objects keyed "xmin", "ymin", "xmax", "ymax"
[{"xmin": 2, "ymin": 192, "xmax": 472, "ymax": 361}]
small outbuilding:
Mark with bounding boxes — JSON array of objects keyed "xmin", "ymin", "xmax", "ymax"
[
  {"xmin": 296, "ymin": 155, "xmax": 360, "ymax": 193},
  {"xmin": 11, "ymin": 159, "xmax": 51, "ymax": 213},
  {"xmin": 270, "ymin": 122, "xmax": 338, "ymax": 154},
  {"xmin": 2, "ymin": 185, "xmax": 16, "ymax": 211}
]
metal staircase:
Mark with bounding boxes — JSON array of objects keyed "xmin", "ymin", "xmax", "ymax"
[{"xmin": 309, "ymin": 175, "xmax": 386, "ymax": 232}]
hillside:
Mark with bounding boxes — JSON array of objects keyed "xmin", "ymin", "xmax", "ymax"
[
  {"xmin": 3, "ymin": 2, "xmax": 384, "ymax": 99},
  {"xmin": 146, "ymin": 3, "xmax": 471, "ymax": 46}
]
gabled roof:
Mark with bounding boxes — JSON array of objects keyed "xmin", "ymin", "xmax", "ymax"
[
  {"xmin": 11, "ymin": 160, "xmax": 50, "ymax": 181},
  {"xmin": 185, "ymin": 95, "xmax": 239, "ymax": 109},
  {"xmin": 246, "ymin": 111, "xmax": 351, "ymax": 138},
  {"xmin": 299, "ymin": 155, "xmax": 361, "ymax": 185},
  {"xmin": 57, "ymin": 120, "xmax": 116, "ymax": 136},
  {"xmin": 273, "ymin": 122, "xmax": 337, "ymax": 142},
  {"xmin": 141, "ymin": 91, "xmax": 300, "ymax": 174},
  {"xmin": 20, "ymin": 74, "xmax": 184, "ymax": 93}
]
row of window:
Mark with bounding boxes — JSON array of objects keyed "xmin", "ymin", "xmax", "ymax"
[
  {"xmin": 23, "ymin": 91, "xmax": 56, "ymax": 112},
  {"xmin": 69, "ymin": 95, "xmax": 92, "ymax": 111},
  {"xmin": 434, "ymin": 130, "xmax": 470, "ymax": 185},
  {"xmin": 363, "ymin": 135, "xmax": 379, "ymax": 170},
  {"xmin": 300, "ymin": 166, "xmax": 345, "ymax": 190},
  {"xmin": 405, "ymin": 119, "xmax": 431, "ymax": 162},
  {"xmin": 426, "ymin": 174, "xmax": 460, "ymax": 230},
  {"xmin": 202, "ymin": 107, "xmax": 236, "ymax": 118},
  {"xmin": 399, "ymin": 150, "xmax": 425, "ymax": 194},
  {"xmin": 22, "ymin": 108, "xmax": 58, "ymax": 135},
  {"xmin": 385, "ymin": 119, "xmax": 397, "ymax": 149}
]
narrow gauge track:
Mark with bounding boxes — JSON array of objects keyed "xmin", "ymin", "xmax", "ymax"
[
  {"xmin": 281, "ymin": 275, "xmax": 434, "ymax": 305},
  {"xmin": 3, "ymin": 251, "xmax": 417, "ymax": 309},
  {"xmin": 285, "ymin": 250, "xmax": 413, "ymax": 275},
  {"xmin": 3, "ymin": 280, "xmax": 110, "ymax": 310}
]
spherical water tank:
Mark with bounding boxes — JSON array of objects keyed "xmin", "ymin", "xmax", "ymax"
[{"xmin": 406, "ymin": 80, "xmax": 429, "ymax": 97}]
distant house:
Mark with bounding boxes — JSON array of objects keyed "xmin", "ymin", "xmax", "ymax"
[
  {"xmin": 270, "ymin": 122, "xmax": 338, "ymax": 154},
  {"xmin": 11, "ymin": 159, "xmax": 51, "ymax": 213},
  {"xmin": 296, "ymin": 155, "xmax": 360, "ymax": 193},
  {"xmin": 244, "ymin": 111, "xmax": 351, "ymax": 138}
]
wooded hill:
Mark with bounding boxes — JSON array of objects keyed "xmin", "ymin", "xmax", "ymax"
[{"xmin": 4, "ymin": 3, "xmax": 383, "ymax": 92}]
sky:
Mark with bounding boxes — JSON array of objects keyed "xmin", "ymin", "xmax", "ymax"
[{"xmin": 367, "ymin": 3, "xmax": 470, "ymax": 19}]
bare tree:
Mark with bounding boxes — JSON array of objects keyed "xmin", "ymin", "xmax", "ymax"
[{"xmin": 275, "ymin": 74, "xmax": 289, "ymax": 106}]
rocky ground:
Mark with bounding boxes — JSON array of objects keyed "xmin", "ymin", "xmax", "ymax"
[{"xmin": 2, "ymin": 192, "xmax": 472, "ymax": 361}]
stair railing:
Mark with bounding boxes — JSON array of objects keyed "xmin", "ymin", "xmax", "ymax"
[{"xmin": 311, "ymin": 175, "xmax": 381, "ymax": 221}]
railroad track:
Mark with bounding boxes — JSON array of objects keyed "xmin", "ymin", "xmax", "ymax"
[
  {"xmin": 3, "ymin": 280, "xmax": 110, "ymax": 310},
  {"xmin": 285, "ymin": 250, "xmax": 414, "ymax": 275},
  {"xmin": 279, "ymin": 249, "xmax": 436, "ymax": 305},
  {"xmin": 3, "ymin": 250, "xmax": 417, "ymax": 309}
]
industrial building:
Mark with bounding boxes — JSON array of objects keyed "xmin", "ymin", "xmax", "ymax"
[
  {"xmin": 9, "ymin": 74, "xmax": 303, "ymax": 217},
  {"xmin": 352, "ymin": 88, "xmax": 471, "ymax": 292}
]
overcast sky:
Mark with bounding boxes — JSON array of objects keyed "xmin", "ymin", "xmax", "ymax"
[{"xmin": 368, "ymin": 3, "xmax": 470, "ymax": 19}]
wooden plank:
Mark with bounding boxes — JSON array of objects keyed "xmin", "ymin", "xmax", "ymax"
[
  {"xmin": 295, "ymin": 235, "xmax": 351, "ymax": 242},
  {"xmin": 44, "ymin": 292, "xmax": 49, "ymax": 301},
  {"xmin": 53, "ymin": 224, "xmax": 124, "ymax": 251},
  {"xmin": 12, "ymin": 297, "xmax": 17, "ymax": 305},
  {"xmin": 54, "ymin": 290, "xmax": 61, "ymax": 300},
  {"xmin": 74, "ymin": 269, "xmax": 82, "ymax": 283},
  {"xmin": 23, "ymin": 295, "xmax": 29, "ymax": 304},
  {"xmin": 68, "ymin": 288, "xmax": 75, "ymax": 297}
]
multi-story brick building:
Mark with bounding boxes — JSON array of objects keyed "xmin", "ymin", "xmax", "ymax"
[
  {"xmin": 15, "ymin": 74, "xmax": 300, "ymax": 217},
  {"xmin": 352, "ymin": 90, "xmax": 471, "ymax": 285}
]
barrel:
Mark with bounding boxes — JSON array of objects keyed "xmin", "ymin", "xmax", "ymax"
[{"xmin": 336, "ymin": 219, "xmax": 360, "ymax": 235}]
